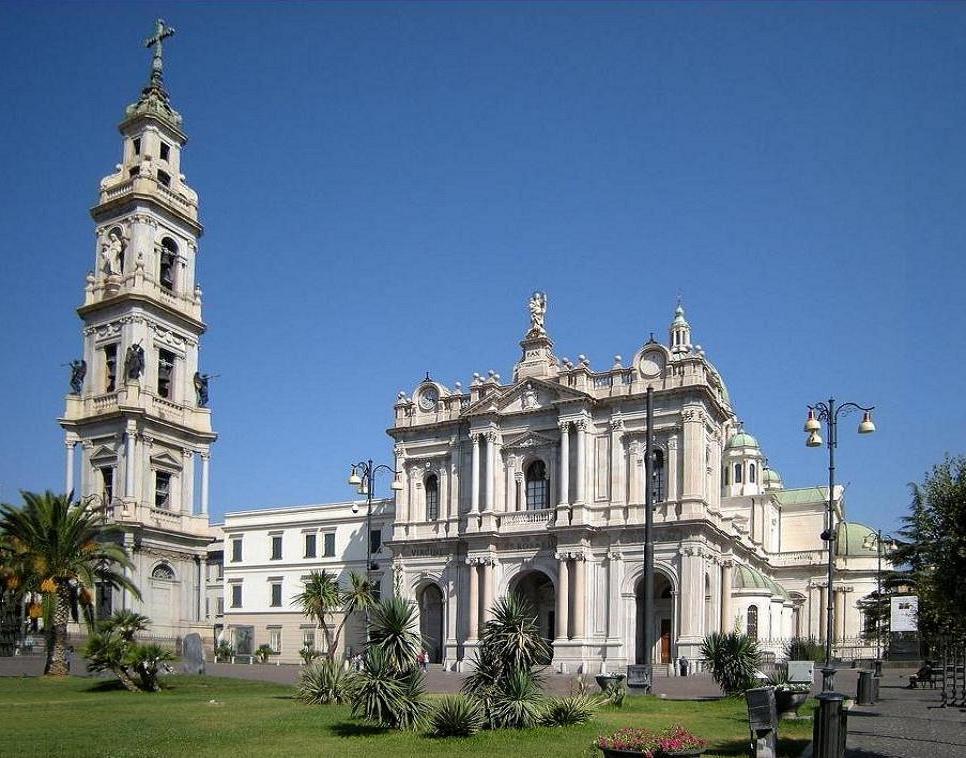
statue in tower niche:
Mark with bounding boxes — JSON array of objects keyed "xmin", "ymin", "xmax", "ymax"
[
  {"xmin": 528, "ymin": 291, "xmax": 547, "ymax": 335},
  {"xmin": 124, "ymin": 343, "xmax": 145, "ymax": 380},
  {"xmin": 100, "ymin": 229, "xmax": 125, "ymax": 277},
  {"xmin": 67, "ymin": 359, "xmax": 87, "ymax": 394}
]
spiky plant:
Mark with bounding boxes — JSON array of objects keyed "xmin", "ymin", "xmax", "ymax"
[
  {"xmin": 461, "ymin": 644, "xmax": 503, "ymax": 728},
  {"xmin": 700, "ymin": 630, "xmax": 763, "ymax": 696},
  {"xmin": 84, "ymin": 628, "xmax": 140, "ymax": 692},
  {"xmin": 540, "ymin": 694, "xmax": 597, "ymax": 726},
  {"xmin": 125, "ymin": 643, "xmax": 175, "ymax": 692},
  {"xmin": 0, "ymin": 491, "xmax": 141, "ymax": 676},
  {"xmin": 479, "ymin": 594, "xmax": 551, "ymax": 672},
  {"xmin": 100, "ymin": 609, "xmax": 151, "ymax": 642},
  {"xmin": 296, "ymin": 659, "xmax": 358, "ymax": 704},
  {"xmin": 490, "ymin": 668, "xmax": 544, "ymax": 729},
  {"xmin": 291, "ymin": 570, "xmax": 341, "ymax": 659},
  {"xmin": 393, "ymin": 667, "xmax": 431, "ymax": 731},
  {"xmin": 369, "ymin": 596, "xmax": 421, "ymax": 672},
  {"xmin": 351, "ymin": 646, "xmax": 405, "ymax": 727},
  {"xmin": 781, "ymin": 636, "xmax": 825, "ymax": 663},
  {"xmin": 429, "ymin": 694, "xmax": 486, "ymax": 737}
]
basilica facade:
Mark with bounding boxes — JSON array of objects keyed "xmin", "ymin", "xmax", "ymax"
[{"xmin": 387, "ymin": 297, "xmax": 884, "ymax": 672}]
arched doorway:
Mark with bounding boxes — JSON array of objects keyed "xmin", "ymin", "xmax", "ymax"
[
  {"xmin": 417, "ymin": 584, "xmax": 444, "ymax": 664},
  {"xmin": 635, "ymin": 572, "xmax": 674, "ymax": 664},
  {"xmin": 510, "ymin": 570, "xmax": 556, "ymax": 659}
]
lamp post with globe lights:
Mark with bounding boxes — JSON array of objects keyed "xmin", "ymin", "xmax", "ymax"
[
  {"xmin": 348, "ymin": 459, "xmax": 403, "ymax": 638},
  {"xmin": 803, "ymin": 398, "xmax": 876, "ymax": 691},
  {"xmin": 861, "ymin": 528, "xmax": 894, "ymax": 666}
]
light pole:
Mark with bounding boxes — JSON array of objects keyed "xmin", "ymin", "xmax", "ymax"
[
  {"xmin": 641, "ymin": 385, "xmax": 655, "ymax": 693},
  {"xmin": 861, "ymin": 529, "xmax": 893, "ymax": 663},
  {"xmin": 348, "ymin": 459, "xmax": 403, "ymax": 639},
  {"xmin": 803, "ymin": 398, "xmax": 876, "ymax": 691}
]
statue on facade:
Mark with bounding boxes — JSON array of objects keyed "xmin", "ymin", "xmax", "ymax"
[
  {"xmin": 68, "ymin": 359, "xmax": 87, "ymax": 394},
  {"xmin": 100, "ymin": 229, "xmax": 124, "ymax": 277},
  {"xmin": 528, "ymin": 291, "xmax": 547, "ymax": 334},
  {"xmin": 124, "ymin": 343, "xmax": 145, "ymax": 380},
  {"xmin": 193, "ymin": 371, "xmax": 211, "ymax": 407}
]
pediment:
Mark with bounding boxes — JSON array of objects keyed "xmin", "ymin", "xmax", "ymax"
[
  {"xmin": 90, "ymin": 445, "xmax": 118, "ymax": 462},
  {"xmin": 502, "ymin": 430, "xmax": 558, "ymax": 450},
  {"xmin": 463, "ymin": 377, "xmax": 591, "ymax": 417},
  {"xmin": 149, "ymin": 451, "xmax": 182, "ymax": 470}
]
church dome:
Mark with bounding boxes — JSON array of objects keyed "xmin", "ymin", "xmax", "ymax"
[
  {"xmin": 835, "ymin": 521, "xmax": 879, "ymax": 557},
  {"xmin": 762, "ymin": 467, "xmax": 783, "ymax": 489},
  {"xmin": 726, "ymin": 432, "xmax": 759, "ymax": 450},
  {"xmin": 734, "ymin": 565, "xmax": 790, "ymax": 598},
  {"xmin": 672, "ymin": 305, "xmax": 689, "ymax": 326}
]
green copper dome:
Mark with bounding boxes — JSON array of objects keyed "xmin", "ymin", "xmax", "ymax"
[
  {"xmin": 733, "ymin": 565, "xmax": 790, "ymax": 598},
  {"xmin": 726, "ymin": 432, "xmax": 759, "ymax": 450},
  {"xmin": 835, "ymin": 521, "xmax": 879, "ymax": 557},
  {"xmin": 762, "ymin": 467, "xmax": 783, "ymax": 488}
]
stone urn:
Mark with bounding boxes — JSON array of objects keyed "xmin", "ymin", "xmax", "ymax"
[
  {"xmin": 596, "ymin": 673, "xmax": 626, "ymax": 692},
  {"xmin": 775, "ymin": 689, "xmax": 809, "ymax": 719}
]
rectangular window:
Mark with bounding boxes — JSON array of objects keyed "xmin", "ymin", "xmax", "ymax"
[
  {"xmin": 370, "ymin": 529, "xmax": 382, "ymax": 554},
  {"xmin": 216, "ymin": 597, "xmax": 224, "ymax": 616},
  {"xmin": 231, "ymin": 538, "xmax": 242, "ymax": 563},
  {"xmin": 301, "ymin": 628, "xmax": 315, "ymax": 650},
  {"xmin": 160, "ymin": 142, "xmax": 170, "ymax": 161},
  {"xmin": 304, "ymin": 533, "xmax": 316, "ymax": 558},
  {"xmin": 157, "ymin": 349, "xmax": 175, "ymax": 398},
  {"xmin": 157, "ymin": 169, "xmax": 171, "ymax": 188},
  {"xmin": 268, "ymin": 628, "xmax": 281, "ymax": 654},
  {"xmin": 270, "ymin": 582, "xmax": 282, "ymax": 607},
  {"xmin": 154, "ymin": 471, "xmax": 171, "ymax": 510},
  {"xmin": 129, "ymin": 166, "xmax": 140, "ymax": 179},
  {"xmin": 205, "ymin": 598, "xmax": 210, "ymax": 618},
  {"xmin": 100, "ymin": 466, "xmax": 114, "ymax": 503},
  {"xmin": 271, "ymin": 535, "xmax": 283, "ymax": 560},
  {"xmin": 230, "ymin": 584, "xmax": 242, "ymax": 608},
  {"xmin": 323, "ymin": 532, "xmax": 335, "ymax": 557},
  {"xmin": 133, "ymin": 137, "xmax": 141, "ymax": 155},
  {"xmin": 104, "ymin": 344, "xmax": 118, "ymax": 393}
]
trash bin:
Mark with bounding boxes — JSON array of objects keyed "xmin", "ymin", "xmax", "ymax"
[
  {"xmin": 856, "ymin": 670, "xmax": 875, "ymax": 705},
  {"xmin": 813, "ymin": 692, "xmax": 848, "ymax": 758}
]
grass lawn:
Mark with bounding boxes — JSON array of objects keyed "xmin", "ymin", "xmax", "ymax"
[{"xmin": 0, "ymin": 675, "xmax": 814, "ymax": 757}]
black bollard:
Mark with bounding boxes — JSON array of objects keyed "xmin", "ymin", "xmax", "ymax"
[
  {"xmin": 813, "ymin": 692, "xmax": 848, "ymax": 758},
  {"xmin": 856, "ymin": 670, "xmax": 875, "ymax": 705}
]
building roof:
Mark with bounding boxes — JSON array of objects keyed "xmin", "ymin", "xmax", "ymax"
[
  {"xmin": 726, "ymin": 431, "xmax": 759, "ymax": 450},
  {"xmin": 734, "ymin": 564, "xmax": 790, "ymax": 599},
  {"xmin": 773, "ymin": 486, "xmax": 830, "ymax": 506},
  {"xmin": 762, "ymin": 467, "xmax": 783, "ymax": 486}
]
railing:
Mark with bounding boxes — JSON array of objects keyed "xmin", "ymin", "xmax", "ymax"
[
  {"xmin": 91, "ymin": 391, "xmax": 119, "ymax": 411},
  {"xmin": 499, "ymin": 508, "xmax": 555, "ymax": 527},
  {"xmin": 102, "ymin": 179, "xmax": 135, "ymax": 202}
]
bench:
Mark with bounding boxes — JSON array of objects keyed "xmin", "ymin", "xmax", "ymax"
[{"xmin": 909, "ymin": 671, "xmax": 941, "ymax": 689}]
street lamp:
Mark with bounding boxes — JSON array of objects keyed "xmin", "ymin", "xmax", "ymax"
[
  {"xmin": 347, "ymin": 459, "xmax": 403, "ymax": 638},
  {"xmin": 861, "ymin": 529, "xmax": 893, "ymax": 665},
  {"xmin": 803, "ymin": 398, "xmax": 875, "ymax": 692}
]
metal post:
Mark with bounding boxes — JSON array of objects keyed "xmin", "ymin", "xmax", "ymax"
[
  {"xmin": 813, "ymin": 691, "xmax": 847, "ymax": 758},
  {"xmin": 365, "ymin": 458, "xmax": 373, "ymax": 642},
  {"xmin": 876, "ymin": 529, "xmax": 882, "ymax": 662},
  {"xmin": 642, "ymin": 386, "xmax": 655, "ymax": 692},
  {"xmin": 822, "ymin": 398, "xmax": 837, "ymax": 692}
]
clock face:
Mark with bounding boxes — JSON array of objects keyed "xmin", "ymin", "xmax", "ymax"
[
  {"xmin": 639, "ymin": 349, "xmax": 665, "ymax": 379},
  {"xmin": 418, "ymin": 387, "xmax": 439, "ymax": 411}
]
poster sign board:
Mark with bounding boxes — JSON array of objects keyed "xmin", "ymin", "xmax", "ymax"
[
  {"xmin": 787, "ymin": 660, "xmax": 814, "ymax": 684},
  {"xmin": 890, "ymin": 596, "xmax": 918, "ymax": 632}
]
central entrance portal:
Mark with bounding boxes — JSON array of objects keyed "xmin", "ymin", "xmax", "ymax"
[{"xmin": 634, "ymin": 572, "xmax": 674, "ymax": 665}]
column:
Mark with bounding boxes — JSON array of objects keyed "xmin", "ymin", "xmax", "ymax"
[
  {"xmin": 557, "ymin": 421, "xmax": 571, "ymax": 506},
  {"xmin": 486, "ymin": 433, "xmax": 499, "ymax": 513},
  {"xmin": 819, "ymin": 584, "xmax": 828, "ymax": 643},
  {"xmin": 834, "ymin": 589, "xmax": 845, "ymax": 643},
  {"xmin": 440, "ymin": 464, "xmax": 450, "ymax": 520},
  {"xmin": 470, "ymin": 434, "xmax": 481, "ymax": 513},
  {"xmin": 65, "ymin": 441, "xmax": 76, "ymax": 495},
  {"xmin": 482, "ymin": 559, "xmax": 494, "ymax": 622},
  {"xmin": 467, "ymin": 561, "xmax": 479, "ymax": 640},
  {"xmin": 666, "ymin": 435, "xmax": 680, "ymax": 502},
  {"xmin": 720, "ymin": 559, "xmax": 734, "ymax": 633},
  {"xmin": 504, "ymin": 456, "xmax": 515, "ymax": 512},
  {"xmin": 609, "ymin": 418, "xmax": 625, "ymax": 504},
  {"xmin": 575, "ymin": 420, "xmax": 587, "ymax": 503},
  {"xmin": 572, "ymin": 554, "xmax": 586, "ymax": 639},
  {"xmin": 200, "ymin": 453, "xmax": 210, "ymax": 516},
  {"xmin": 678, "ymin": 545, "xmax": 700, "ymax": 640},
  {"xmin": 125, "ymin": 426, "xmax": 137, "ymax": 498},
  {"xmin": 181, "ymin": 449, "xmax": 194, "ymax": 515},
  {"xmin": 606, "ymin": 551, "xmax": 622, "ymax": 639},
  {"xmin": 514, "ymin": 473, "xmax": 523, "ymax": 511},
  {"xmin": 555, "ymin": 554, "xmax": 570, "ymax": 641}
]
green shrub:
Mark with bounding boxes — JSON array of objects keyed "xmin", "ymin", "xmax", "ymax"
[
  {"xmin": 782, "ymin": 636, "xmax": 825, "ymax": 664},
  {"xmin": 255, "ymin": 644, "xmax": 274, "ymax": 663},
  {"xmin": 350, "ymin": 647, "xmax": 428, "ymax": 730},
  {"xmin": 540, "ymin": 694, "xmax": 596, "ymax": 726},
  {"xmin": 125, "ymin": 643, "xmax": 175, "ymax": 692},
  {"xmin": 430, "ymin": 694, "xmax": 486, "ymax": 737},
  {"xmin": 601, "ymin": 679, "xmax": 626, "ymax": 708},
  {"xmin": 297, "ymin": 659, "xmax": 358, "ymax": 705},
  {"xmin": 214, "ymin": 640, "xmax": 234, "ymax": 662},
  {"xmin": 491, "ymin": 668, "xmax": 544, "ymax": 729},
  {"xmin": 700, "ymin": 631, "xmax": 762, "ymax": 696}
]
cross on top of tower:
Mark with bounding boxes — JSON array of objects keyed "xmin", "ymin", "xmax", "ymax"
[{"xmin": 144, "ymin": 19, "xmax": 176, "ymax": 90}]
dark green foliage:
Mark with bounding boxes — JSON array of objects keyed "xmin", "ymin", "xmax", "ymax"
[
  {"xmin": 601, "ymin": 679, "xmax": 626, "ymax": 707},
  {"xmin": 490, "ymin": 668, "xmax": 544, "ymax": 729},
  {"xmin": 369, "ymin": 596, "xmax": 422, "ymax": 672},
  {"xmin": 83, "ymin": 610, "xmax": 173, "ymax": 692},
  {"xmin": 540, "ymin": 694, "xmax": 596, "ymax": 726},
  {"xmin": 479, "ymin": 594, "xmax": 552, "ymax": 671},
  {"xmin": 126, "ymin": 643, "xmax": 175, "ymax": 692},
  {"xmin": 429, "ymin": 694, "xmax": 486, "ymax": 737},
  {"xmin": 296, "ymin": 659, "xmax": 358, "ymax": 704},
  {"xmin": 255, "ymin": 644, "xmax": 274, "ymax": 663},
  {"xmin": 700, "ymin": 631, "xmax": 762, "ymax": 696},
  {"xmin": 781, "ymin": 636, "xmax": 825, "ymax": 664}
]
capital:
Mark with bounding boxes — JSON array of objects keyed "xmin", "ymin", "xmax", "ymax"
[
  {"xmin": 610, "ymin": 415, "xmax": 624, "ymax": 431},
  {"xmin": 557, "ymin": 419, "xmax": 571, "ymax": 432},
  {"xmin": 485, "ymin": 430, "xmax": 499, "ymax": 443},
  {"xmin": 182, "ymin": 448, "xmax": 193, "ymax": 459},
  {"xmin": 574, "ymin": 419, "xmax": 587, "ymax": 432}
]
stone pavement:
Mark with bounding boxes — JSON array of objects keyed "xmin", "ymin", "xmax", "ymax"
[{"xmin": 842, "ymin": 672, "xmax": 966, "ymax": 758}]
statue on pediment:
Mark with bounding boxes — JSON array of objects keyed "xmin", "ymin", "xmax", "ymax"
[{"xmin": 528, "ymin": 291, "xmax": 547, "ymax": 334}]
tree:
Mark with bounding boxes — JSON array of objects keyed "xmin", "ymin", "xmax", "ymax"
[
  {"xmin": 893, "ymin": 455, "xmax": 966, "ymax": 639},
  {"xmin": 0, "ymin": 491, "xmax": 141, "ymax": 676},
  {"xmin": 292, "ymin": 570, "xmax": 375, "ymax": 661},
  {"xmin": 700, "ymin": 631, "xmax": 762, "ymax": 696},
  {"xmin": 84, "ymin": 610, "xmax": 175, "ymax": 692}
]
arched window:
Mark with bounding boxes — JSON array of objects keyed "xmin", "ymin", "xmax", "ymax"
[
  {"xmin": 749, "ymin": 463, "xmax": 757, "ymax": 483},
  {"xmin": 747, "ymin": 605, "xmax": 758, "ymax": 640},
  {"xmin": 152, "ymin": 563, "xmax": 175, "ymax": 581},
  {"xmin": 650, "ymin": 449, "xmax": 666, "ymax": 502},
  {"xmin": 425, "ymin": 474, "xmax": 439, "ymax": 521},
  {"xmin": 525, "ymin": 460, "xmax": 549, "ymax": 511},
  {"xmin": 734, "ymin": 463, "xmax": 743, "ymax": 484},
  {"xmin": 160, "ymin": 237, "xmax": 177, "ymax": 291}
]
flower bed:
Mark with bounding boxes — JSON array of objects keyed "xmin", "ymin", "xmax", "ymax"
[{"xmin": 595, "ymin": 724, "xmax": 708, "ymax": 757}]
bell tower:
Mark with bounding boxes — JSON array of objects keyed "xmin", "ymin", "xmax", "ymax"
[{"xmin": 59, "ymin": 20, "xmax": 217, "ymax": 638}]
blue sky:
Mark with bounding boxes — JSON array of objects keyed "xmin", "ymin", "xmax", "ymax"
[{"xmin": 1, "ymin": 3, "xmax": 964, "ymax": 532}]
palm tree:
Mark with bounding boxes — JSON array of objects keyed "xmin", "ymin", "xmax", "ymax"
[
  {"xmin": 292, "ymin": 570, "xmax": 341, "ymax": 659},
  {"xmin": 700, "ymin": 630, "xmax": 762, "ymax": 696},
  {"xmin": 0, "ymin": 491, "xmax": 140, "ymax": 676},
  {"xmin": 331, "ymin": 572, "xmax": 376, "ymax": 656}
]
